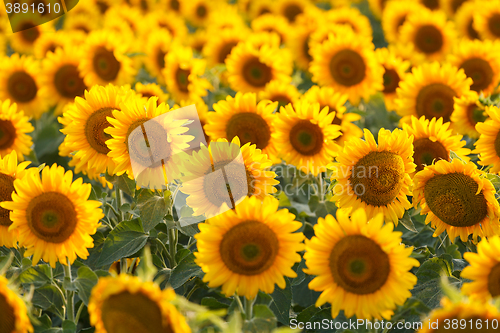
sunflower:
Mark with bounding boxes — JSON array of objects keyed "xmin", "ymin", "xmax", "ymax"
[
  {"xmin": 403, "ymin": 116, "xmax": 470, "ymax": 174},
  {"xmin": 89, "ymin": 274, "xmax": 191, "ymax": 333},
  {"xmin": 40, "ymin": 47, "xmax": 87, "ymax": 115},
  {"xmin": 180, "ymin": 137, "xmax": 278, "ymax": 218},
  {"xmin": 250, "ymin": 13, "xmax": 290, "ymax": 45},
  {"xmin": 412, "ymin": 158, "xmax": 500, "ymax": 242},
  {"xmin": 206, "ymin": 3, "xmax": 248, "ymax": 33},
  {"xmin": 162, "ymin": 45, "xmax": 212, "ymax": 103},
  {"xmin": 454, "ymin": 1, "xmax": 480, "ymax": 40},
  {"xmin": 59, "ymin": 84, "xmax": 135, "ymax": 177},
  {"xmin": 226, "ymin": 41, "xmax": 292, "ymax": 93},
  {"xmin": 205, "ymin": 92, "xmax": 279, "ymax": 162},
  {"xmin": 309, "ymin": 23, "xmax": 348, "ymax": 51},
  {"xmin": 63, "ymin": 14, "xmax": 100, "ymax": 35},
  {"xmin": 143, "ymin": 29, "xmax": 171, "ymax": 85},
  {"xmin": 171, "ymin": 97, "xmax": 211, "ymax": 148},
  {"xmin": 304, "ymin": 209, "xmax": 419, "ymax": 320},
  {"xmin": 418, "ymin": 297, "xmax": 500, "ymax": 333},
  {"xmin": 105, "ymin": 96, "xmax": 193, "ymax": 189},
  {"xmin": 474, "ymin": 106, "xmax": 500, "ymax": 174},
  {"xmin": 0, "ymin": 54, "xmax": 48, "ymax": 119},
  {"xmin": 329, "ymin": 128, "xmax": 415, "ymax": 224},
  {"xmin": 448, "ymin": 39, "xmax": 500, "ymax": 95},
  {"xmin": 1, "ymin": 164, "xmax": 104, "ymax": 267},
  {"xmin": 273, "ymin": 0, "xmax": 312, "ymax": 23},
  {"xmin": 0, "ymin": 275, "xmax": 33, "ymax": 333},
  {"xmin": 33, "ymin": 30, "xmax": 68, "ymax": 59},
  {"xmin": 375, "ymin": 47, "xmax": 410, "ymax": 112},
  {"xmin": 8, "ymin": 14, "xmax": 54, "ymax": 55},
  {"xmin": 473, "ymin": 0, "xmax": 500, "ymax": 40},
  {"xmin": 285, "ymin": 18, "xmax": 319, "ymax": 71},
  {"xmin": 247, "ymin": 0, "xmax": 274, "ymax": 19},
  {"xmin": 309, "ymin": 27, "xmax": 384, "ymax": 106},
  {"xmin": 258, "ymin": 80, "xmax": 300, "ymax": 110},
  {"xmin": 395, "ymin": 62, "xmax": 472, "ymax": 124},
  {"xmin": 450, "ymin": 92, "xmax": 486, "ymax": 139},
  {"xmin": 202, "ymin": 27, "xmax": 249, "ymax": 67},
  {"xmin": 462, "ymin": 236, "xmax": 500, "ymax": 300},
  {"xmin": 0, "ymin": 151, "xmax": 30, "ymax": 248},
  {"xmin": 133, "ymin": 82, "xmax": 169, "ymax": 106},
  {"xmin": 104, "ymin": 5, "xmax": 143, "ymax": 37},
  {"xmin": 274, "ymin": 101, "xmax": 341, "ymax": 176},
  {"xmin": 144, "ymin": 12, "xmax": 188, "ymax": 41},
  {"xmin": 182, "ymin": 0, "xmax": 218, "ymax": 27},
  {"xmin": 441, "ymin": 0, "xmax": 469, "ymax": 17},
  {"xmin": 325, "ymin": 6, "xmax": 373, "ymax": 39},
  {"xmin": 194, "ymin": 195, "xmax": 304, "ymax": 299},
  {"xmin": 159, "ymin": 0, "xmax": 183, "ymax": 14},
  {"xmin": 367, "ymin": 0, "xmax": 387, "ymax": 18},
  {"xmin": 0, "ymin": 99, "xmax": 34, "ymax": 161},
  {"xmin": 382, "ymin": 0, "xmax": 426, "ymax": 44},
  {"xmin": 399, "ymin": 8, "xmax": 456, "ymax": 63},
  {"xmin": 185, "ymin": 29, "xmax": 208, "ymax": 54},
  {"xmin": 79, "ymin": 30, "xmax": 136, "ymax": 87}
]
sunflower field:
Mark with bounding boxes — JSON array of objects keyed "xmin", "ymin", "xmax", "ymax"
[{"xmin": 2, "ymin": 0, "xmax": 500, "ymax": 332}]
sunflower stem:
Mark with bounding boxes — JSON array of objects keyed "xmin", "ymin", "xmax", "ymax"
[
  {"xmin": 74, "ymin": 302, "xmax": 85, "ymax": 323},
  {"xmin": 64, "ymin": 259, "xmax": 74, "ymax": 322},
  {"xmin": 168, "ymin": 228, "xmax": 178, "ymax": 267},
  {"xmin": 115, "ymin": 187, "xmax": 123, "ymax": 222},
  {"xmin": 120, "ymin": 258, "xmax": 128, "ymax": 274},
  {"xmin": 318, "ymin": 172, "xmax": 325, "ymax": 202},
  {"xmin": 235, "ymin": 295, "xmax": 245, "ymax": 315},
  {"xmin": 244, "ymin": 296, "xmax": 254, "ymax": 320}
]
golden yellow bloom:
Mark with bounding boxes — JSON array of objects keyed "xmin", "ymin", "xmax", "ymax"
[
  {"xmin": 329, "ymin": 128, "xmax": 415, "ymax": 224},
  {"xmin": 402, "ymin": 116, "xmax": 470, "ymax": 173},
  {"xmin": 441, "ymin": 0, "xmax": 469, "ymax": 17},
  {"xmin": 0, "ymin": 151, "xmax": 30, "ymax": 248},
  {"xmin": 395, "ymin": 62, "xmax": 472, "ymax": 124},
  {"xmin": 310, "ymin": 27, "xmax": 384, "ymax": 106},
  {"xmin": 206, "ymin": 3, "xmax": 248, "ymax": 34},
  {"xmin": 133, "ymin": 82, "xmax": 169, "ymax": 106},
  {"xmin": 325, "ymin": 6, "xmax": 373, "ymax": 39},
  {"xmin": 89, "ymin": 274, "xmax": 191, "ymax": 333},
  {"xmin": 246, "ymin": 0, "xmax": 274, "ymax": 19},
  {"xmin": 285, "ymin": 19, "xmax": 318, "ymax": 71},
  {"xmin": 462, "ymin": 236, "xmax": 500, "ymax": 300},
  {"xmin": 195, "ymin": 195, "xmax": 304, "ymax": 299},
  {"xmin": 182, "ymin": 0, "xmax": 219, "ymax": 27},
  {"xmin": 473, "ymin": 0, "xmax": 500, "ymax": 40},
  {"xmin": 180, "ymin": 137, "xmax": 278, "ymax": 218},
  {"xmin": 413, "ymin": 158, "xmax": 500, "ymax": 242},
  {"xmin": 1, "ymin": 164, "xmax": 104, "ymax": 267},
  {"xmin": 304, "ymin": 209, "xmax": 419, "ymax": 320},
  {"xmin": 144, "ymin": 11, "xmax": 188, "ymax": 41},
  {"xmin": 474, "ymin": 106, "xmax": 500, "ymax": 174},
  {"xmin": 382, "ymin": 0, "xmax": 426, "ymax": 44},
  {"xmin": 8, "ymin": 14, "xmax": 54, "ymax": 55},
  {"xmin": 104, "ymin": 5, "xmax": 143, "ymax": 37},
  {"xmin": 63, "ymin": 14, "xmax": 100, "ymax": 35},
  {"xmin": 0, "ymin": 275, "xmax": 33, "ymax": 333},
  {"xmin": 0, "ymin": 99, "xmax": 34, "ymax": 161},
  {"xmin": 0, "ymin": 54, "xmax": 49, "ymax": 119},
  {"xmin": 273, "ymin": 101, "xmax": 342, "ymax": 176},
  {"xmin": 143, "ymin": 29, "xmax": 172, "ymax": 85},
  {"xmin": 273, "ymin": 0, "xmax": 312, "ymax": 23},
  {"xmin": 185, "ymin": 29, "xmax": 208, "ymax": 54},
  {"xmin": 375, "ymin": 47, "xmax": 410, "ymax": 111},
  {"xmin": 451, "ymin": 91, "xmax": 487, "ymax": 139},
  {"xmin": 33, "ymin": 30, "xmax": 68, "ymax": 59},
  {"xmin": 202, "ymin": 27, "xmax": 249, "ymax": 67},
  {"xmin": 258, "ymin": 80, "xmax": 300, "ymax": 109},
  {"xmin": 251, "ymin": 13, "xmax": 290, "ymax": 45},
  {"xmin": 454, "ymin": 1, "xmax": 481, "ymax": 40},
  {"xmin": 367, "ymin": 0, "xmax": 387, "ymax": 18}
]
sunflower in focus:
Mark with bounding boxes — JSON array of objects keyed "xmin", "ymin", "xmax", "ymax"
[
  {"xmin": 0, "ymin": 151, "xmax": 30, "ymax": 248},
  {"xmin": 0, "ymin": 54, "xmax": 48, "ymax": 119},
  {"xmin": 0, "ymin": 275, "xmax": 33, "ymax": 333},
  {"xmin": 180, "ymin": 137, "xmax": 278, "ymax": 218},
  {"xmin": 40, "ymin": 47, "xmax": 87, "ymax": 115},
  {"xmin": 205, "ymin": 92, "xmax": 279, "ymax": 161},
  {"xmin": 329, "ymin": 128, "xmax": 415, "ymax": 224},
  {"xmin": 309, "ymin": 27, "xmax": 384, "ymax": 106},
  {"xmin": 413, "ymin": 158, "xmax": 500, "ymax": 242},
  {"xmin": 395, "ymin": 62, "xmax": 472, "ymax": 124},
  {"xmin": 134, "ymin": 82, "xmax": 169, "ymax": 106},
  {"xmin": 202, "ymin": 27, "xmax": 249, "ymax": 67},
  {"xmin": 325, "ymin": 6, "xmax": 372, "ymax": 39},
  {"xmin": 473, "ymin": 0, "xmax": 500, "ymax": 40},
  {"xmin": 79, "ymin": 31, "xmax": 136, "ymax": 87},
  {"xmin": 1, "ymin": 164, "xmax": 104, "ymax": 267},
  {"xmin": 105, "ymin": 96, "xmax": 193, "ymax": 189},
  {"xmin": 399, "ymin": 8, "xmax": 456, "ymax": 63},
  {"xmin": 375, "ymin": 47, "xmax": 410, "ymax": 112},
  {"xmin": 258, "ymin": 80, "xmax": 300, "ymax": 110},
  {"xmin": 402, "ymin": 116, "xmax": 470, "ymax": 173},
  {"xmin": 274, "ymin": 101, "xmax": 341, "ymax": 176},
  {"xmin": 474, "ymin": 106, "xmax": 500, "ymax": 174},
  {"xmin": 0, "ymin": 99, "xmax": 34, "ymax": 161},
  {"xmin": 450, "ymin": 91, "xmax": 487, "ymax": 139},
  {"xmin": 8, "ymin": 14, "xmax": 54, "ymax": 55},
  {"xmin": 462, "ymin": 236, "xmax": 500, "ymax": 300},
  {"xmin": 447, "ymin": 39, "xmax": 500, "ymax": 95},
  {"xmin": 454, "ymin": 1, "xmax": 480, "ymax": 40},
  {"xmin": 194, "ymin": 195, "xmax": 304, "ymax": 299},
  {"xmin": 89, "ymin": 274, "xmax": 191, "ymax": 333},
  {"xmin": 304, "ymin": 209, "xmax": 419, "ymax": 320},
  {"xmin": 163, "ymin": 45, "xmax": 212, "ymax": 103},
  {"xmin": 382, "ymin": 0, "xmax": 426, "ymax": 44},
  {"xmin": 226, "ymin": 41, "xmax": 292, "ymax": 93}
]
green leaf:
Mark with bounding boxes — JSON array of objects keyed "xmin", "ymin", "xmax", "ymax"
[
  {"xmin": 137, "ymin": 246, "xmax": 158, "ymax": 282},
  {"xmin": 269, "ymin": 278, "xmax": 292, "ymax": 325},
  {"xmin": 168, "ymin": 253, "xmax": 203, "ymax": 289},
  {"xmin": 19, "ymin": 264, "xmax": 52, "ymax": 288},
  {"xmin": 254, "ymin": 304, "xmax": 276, "ymax": 319},
  {"xmin": 62, "ymin": 320, "xmax": 76, "ymax": 333},
  {"xmin": 242, "ymin": 317, "xmax": 276, "ymax": 333},
  {"xmin": 399, "ymin": 211, "xmax": 418, "ymax": 233},
  {"xmin": 201, "ymin": 297, "xmax": 230, "ymax": 310},
  {"xmin": 291, "ymin": 259, "xmax": 307, "ymax": 287},
  {"xmin": 97, "ymin": 219, "xmax": 148, "ymax": 267},
  {"xmin": 105, "ymin": 174, "xmax": 136, "ymax": 197},
  {"xmin": 416, "ymin": 255, "xmax": 453, "ymax": 284},
  {"xmin": 74, "ymin": 266, "xmax": 99, "ymax": 306},
  {"xmin": 412, "ymin": 276, "xmax": 462, "ymax": 310},
  {"xmin": 136, "ymin": 189, "xmax": 168, "ymax": 232},
  {"xmin": 277, "ymin": 191, "xmax": 291, "ymax": 206},
  {"xmin": 176, "ymin": 220, "xmax": 200, "ymax": 237},
  {"xmin": 296, "ymin": 305, "xmax": 322, "ymax": 323},
  {"xmin": 32, "ymin": 313, "xmax": 52, "ymax": 331},
  {"xmin": 486, "ymin": 173, "xmax": 500, "ymax": 192},
  {"xmin": 308, "ymin": 195, "xmax": 320, "ymax": 212},
  {"xmin": 32, "ymin": 285, "xmax": 65, "ymax": 318}
]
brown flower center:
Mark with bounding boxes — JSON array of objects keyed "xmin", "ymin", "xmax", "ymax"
[
  {"xmin": 92, "ymin": 47, "xmax": 121, "ymax": 81},
  {"xmin": 413, "ymin": 138, "xmax": 449, "ymax": 171},
  {"xmin": 169, "ymin": 0, "xmax": 179, "ymax": 11},
  {"xmin": 20, "ymin": 23, "xmax": 39, "ymax": 43},
  {"xmin": 329, "ymin": 49, "xmax": 366, "ymax": 87},
  {"xmin": 196, "ymin": 4, "xmax": 207, "ymax": 18},
  {"xmin": 495, "ymin": 130, "xmax": 500, "ymax": 159},
  {"xmin": 7, "ymin": 71, "xmax": 38, "ymax": 103},
  {"xmin": 0, "ymin": 173, "xmax": 15, "ymax": 227},
  {"xmin": 218, "ymin": 41, "xmax": 238, "ymax": 64},
  {"xmin": 488, "ymin": 13, "xmax": 500, "ymax": 38},
  {"xmin": 242, "ymin": 57, "xmax": 272, "ymax": 88},
  {"xmin": 466, "ymin": 104, "xmax": 487, "ymax": 129},
  {"xmin": 416, "ymin": 83, "xmax": 456, "ymax": 123},
  {"xmin": 0, "ymin": 120, "xmax": 16, "ymax": 150},
  {"xmin": 424, "ymin": 172, "xmax": 488, "ymax": 227},
  {"xmin": 27, "ymin": 192, "xmax": 78, "ymax": 243},
  {"xmin": 289, "ymin": 120, "xmax": 324, "ymax": 156},
  {"xmin": 54, "ymin": 64, "xmax": 87, "ymax": 99},
  {"xmin": 329, "ymin": 235, "xmax": 390, "ymax": 295},
  {"xmin": 175, "ymin": 68, "xmax": 190, "ymax": 93},
  {"xmin": 85, "ymin": 107, "xmax": 115, "ymax": 155},
  {"xmin": 0, "ymin": 293, "xmax": 16, "ymax": 333},
  {"xmin": 101, "ymin": 291, "xmax": 173, "ymax": 333},
  {"xmin": 451, "ymin": 0, "xmax": 467, "ymax": 13},
  {"xmin": 488, "ymin": 262, "xmax": 500, "ymax": 298},
  {"xmin": 226, "ymin": 112, "xmax": 271, "ymax": 150},
  {"xmin": 156, "ymin": 50, "xmax": 166, "ymax": 69},
  {"xmin": 414, "ymin": 25, "xmax": 443, "ymax": 54},
  {"xmin": 283, "ymin": 4, "xmax": 302, "ymax": 23},
  {"xmin": 303, "ymin": 36, "xmax": 312, "ymax": 62},
  {"xmin": 422, "ymin": 0, "xmax": 439, "ymax": 9},
  {"xmin": 467, "ymin": 18, "xmax": 480, "ymax": 40},
  {"xmin": 350, "ymin": 151, "xmax": 405, "ymax": 206},
  {"xmin": 460, "ymin": 58, "xmax": 494, "ymax": 92},
  {"xmin": 126, "ymin": 118, "xmax": 171, "ymax": 168},
  {"xmin": 220, "ymin": 221, "xmax": 279, "ymax": 275},
  {"xmin": 382, "ymin": 68, "xmax": 400, "ymax": 94}
]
